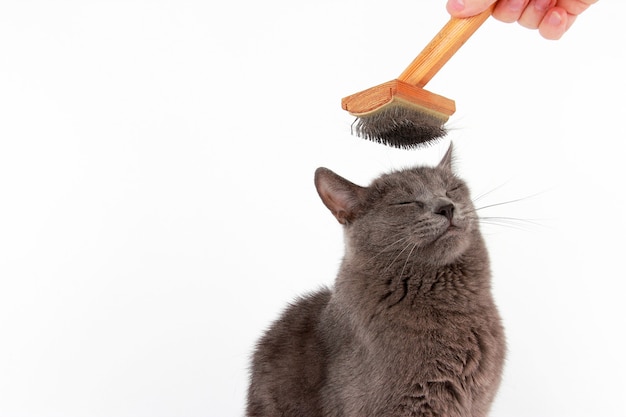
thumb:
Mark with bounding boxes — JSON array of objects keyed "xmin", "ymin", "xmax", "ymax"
[{"xmin": 446, "ymin": 0, "xmax": 498, "ymax": 18}]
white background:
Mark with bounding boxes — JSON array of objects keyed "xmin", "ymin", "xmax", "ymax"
[{"xmin": 1, "ymin": 1, "xmax": 625, "ymax": 416}]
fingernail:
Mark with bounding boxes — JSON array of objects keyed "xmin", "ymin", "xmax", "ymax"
[
  {"xmin": 447, "ymin": 0, "xmax": 465, "ymax": 12},
  {"xmin": 507, "ymin": 0, "xmax": 526, "ymax": 12},
  {"xmin": 547, "ymin": 10, "xmax": 562, "ymax": 26},
  {"xmin": 534, "ymin": 0, "xmax": 551, "ymax": 12}
]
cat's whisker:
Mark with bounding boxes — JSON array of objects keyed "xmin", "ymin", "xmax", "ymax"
[
  {"xmin": 363, "ymin": 234, "xmax": 416, "ymax": 271},
  {"xmin": 367, "ymin": 233, "xmax": 413, "ymax": 262},
  {"xmin": 478, "ymin": 216, "xmax": 547, "ymax": 232},
  {"xmin": 474, "ymin": 190, "xmax": 549, "ymax": 212},
  {"xmin": 383, "ymin": 240, "xmax": 416, "ymax": 272},
  {"xmin": 474, "ymin": 197, "xmax": 529, "ymax": 212},
  {"xmin": 460, "ymin": 206, "xmax": 547, "ymax": 232},
  {"xmin": 471, "ymin": 180, "xmax": 513, "ymax": 204},
  {"xmin": 400, "ymin": 242, "xmax": 418, "ymax": 278}
]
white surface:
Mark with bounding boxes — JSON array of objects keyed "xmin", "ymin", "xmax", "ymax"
[{"xmin": 1, "ymin": 1, "xmax": 625, "ymax": 416}]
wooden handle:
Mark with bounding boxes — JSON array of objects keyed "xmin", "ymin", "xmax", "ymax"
[{"xmin": 398, "ymin": 7, "xmax": 492, "ymax": 88}]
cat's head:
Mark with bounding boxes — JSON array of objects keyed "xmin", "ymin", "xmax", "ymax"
[{"xmin": 314, "ymin": 145, "xmax": 477, "ymax": 267}]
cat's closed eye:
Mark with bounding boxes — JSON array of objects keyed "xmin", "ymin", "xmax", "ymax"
[
  {"xmin": 392, "ymin": 200, "xmax": 425, "ymax": 209},
  {"xmin": 446, "ymin": 184, "xmax": 466, "ymax": 197}
]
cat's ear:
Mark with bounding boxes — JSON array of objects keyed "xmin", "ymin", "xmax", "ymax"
[
  {"xmin": 437, "ymin": 143, "xmax": 455, "ymax": 171},
  {"xmin": 314, "ymin": 168, "xmax": 365, "ymax": 225}
]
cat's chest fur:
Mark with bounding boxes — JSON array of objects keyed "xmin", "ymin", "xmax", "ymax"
[{"xmin": 320, "ymin": 264, "xmax": 501, "ymax": 417}]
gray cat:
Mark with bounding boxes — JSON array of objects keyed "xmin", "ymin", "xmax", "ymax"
[{"xmin": 247, "ymin": 145, "xmax": 505, "ymax": 417}]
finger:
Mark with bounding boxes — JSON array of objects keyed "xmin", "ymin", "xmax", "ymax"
[
  {"xmin": 446, "ymin": 0, "xmax": 498, "ymax": 18},
  {"xmin": 537, "ymin": 7, "xmax": 568, "ymax": 40},
  {"xmin": 564, "ymin": 13, "xmax": 577, "ymax": 31},
  {"xmin": 492, "ymin": 0, "xmax": 531, "ymax": 23},
  {"xmin": 518, "ymin": 0, "xmax": 557, "ymax": 29},
  {"xmin": 555, "ymin": 0, "xmax": 598, "ymax": 16}
]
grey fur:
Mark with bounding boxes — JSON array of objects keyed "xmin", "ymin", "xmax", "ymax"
[{"xmin": 247, "ymin": 145, "xmax": 505, "ymax": 417}]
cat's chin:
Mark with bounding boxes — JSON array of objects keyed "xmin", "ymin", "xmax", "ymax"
[{"xmin": 423, "ymin": 226, "xmax": 471, "ymax": 265}]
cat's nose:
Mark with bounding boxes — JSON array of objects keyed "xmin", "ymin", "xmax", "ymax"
[{"xmin": 435, "ymin": 203, "xmax": 455, "ymax": 222}]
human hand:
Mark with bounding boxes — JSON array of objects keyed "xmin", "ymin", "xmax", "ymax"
[{"xmin": 446, "ymin": 0, "xmax": 597, "ymax": 40}]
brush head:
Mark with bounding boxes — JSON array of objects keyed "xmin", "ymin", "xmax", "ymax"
[
  {"xmin": 351, "ymin": 100, "xmax": 448, "ymax": 149},
  {"xmin": 342, "ymin": 79, "xmax": 455, "ymax": 150}
]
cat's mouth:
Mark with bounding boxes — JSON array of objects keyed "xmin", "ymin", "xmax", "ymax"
[
  {"xmin": 448, "ymin": 220, "xmax": 465, "ymax": 230},
  {"xmin": 442, "ymin": 224, "xmax": 461, "ymax": 235},
  {"xmin": 435, "ymin": 221, "xmax": 465, "ymax": 240}
]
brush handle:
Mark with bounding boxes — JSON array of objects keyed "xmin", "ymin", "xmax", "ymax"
[{"xmin": 399, "ymin": 7, "xmax": 492, "ymax": 88}]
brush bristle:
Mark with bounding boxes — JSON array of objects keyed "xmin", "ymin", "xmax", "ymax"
[{"xmin": 351, "ymin": 102, "xmax": 448, "ymax": 149}]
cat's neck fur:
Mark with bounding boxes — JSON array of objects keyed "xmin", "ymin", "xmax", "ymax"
[{"xmin": 334, "ymin": 228, "xmax": 492, "ymax": 328}]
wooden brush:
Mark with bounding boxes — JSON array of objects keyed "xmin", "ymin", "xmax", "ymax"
[{"xmin": 341, "ymin": 8, "xmax": 492, "ymax": 149}]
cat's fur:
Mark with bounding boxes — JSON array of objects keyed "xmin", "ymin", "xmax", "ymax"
[{"xmin": 247, "ymin": 145, "xmax": 505, "ymax": 417}]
